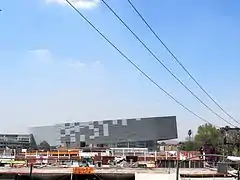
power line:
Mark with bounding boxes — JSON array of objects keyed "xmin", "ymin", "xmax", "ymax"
[
  {"xmin": 65, "ymin": 0, "xmax": 213, "ymax": 126},
  {"xmin": 99, "ymin": 0, "xmax": 236, "ymax": 127},
  {"xmin": 127, "ymin": 0, "xmax": 240, "ymax": 126}
]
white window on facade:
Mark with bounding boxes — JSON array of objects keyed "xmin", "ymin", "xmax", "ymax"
[
  {"xmin": 70, "ymin": 131, "xmax": 76, "ymax": 137},
  {"xmin": 103, "ymin": 124, "xmax": 109, "ymax": 136},
  {"xmin": 122, "ymin": 119, "xmax": 127, "ymax": 126},
  {"xmin": 70, "ymin": 136, "xmax": 76, "ymax": 142},
  {"xmin": 112, "ymin": 120, "xmax": 118, "ymax": 125},
  {"xmin": 94, "ymin": 132, "xmax": 99, "ymax": 137},
  {"xmin": 89, "ymin": 124, "xmax": 94, "ymax": 129},
  {"xmin": 80, "ymin": 135, "xmax": 85, "ymax": 142},
  {"xmin": 74, "ymin": 126, "xmax": 80, "ymax": 132},
  {"xmin": 70, "ymin": 123, "xmax": 75, "ymax": 128},
  {"xmin": 89, "ymin": 135, "xmax": 94, "ymax": 140},
  {"xmin": 65, "ymin": 128, "xmax": 70, "ymax": 135}
]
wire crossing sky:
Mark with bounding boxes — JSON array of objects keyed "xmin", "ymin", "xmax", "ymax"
[
  {"xmin": 0, "ymin": 0, "xmax": 239, "ymax": 139},
  {"xmin": 64, "ymin": 0, "xmax": 220, "ymax": 128},
  {"xmin": 99, "ymin": 0, "xmax": 236, "ymax": 127},
  {"xmin": 127, "ymin": 0, "xmax": 240, "ymax": 126}
]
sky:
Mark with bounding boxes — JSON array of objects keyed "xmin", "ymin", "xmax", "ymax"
[{"xmin": 0, "ymin": 0, "xmax": 240, "ymax": 140}]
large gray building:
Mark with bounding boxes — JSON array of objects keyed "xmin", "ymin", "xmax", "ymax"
[
  {"xmin": 30, "ymin": 116, "xmax": 177, "ymax": 150},
  {"xmin": 0, "ymin": 134, "xmax": 36, "ymax": 150}
]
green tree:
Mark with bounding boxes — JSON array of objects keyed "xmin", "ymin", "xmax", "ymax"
[
  {"xmin": 38, "ymin": 140, "xmax": 51, "ymax": 150},
  {"xmin": 180, "ymin": 123, "xmax": 222, "ymax": 151},
  {"xmin": 221, "ymin": 126, "xmax": 240, "ymax": 156},
  {"xmin": 194, "ymin": 123, "xmax": 222, "ymax": 148},
  {"xmin": 179, "ymin": 141, "xmax": 198, "ymax": 151}
]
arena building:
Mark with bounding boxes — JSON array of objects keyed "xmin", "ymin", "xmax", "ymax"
[{"xmin": 29, "ymin": 116, "xmax": 177, "ymax": 151}]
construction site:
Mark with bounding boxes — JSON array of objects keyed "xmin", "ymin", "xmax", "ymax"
[{"xmin": 0, "ymin": 146, "xmax": 240, "ymax": 180}]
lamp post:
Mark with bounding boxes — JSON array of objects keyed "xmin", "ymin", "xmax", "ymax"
[{"xmin": 188, "ymin": 129, "xmax": 192, "ymax": 141}]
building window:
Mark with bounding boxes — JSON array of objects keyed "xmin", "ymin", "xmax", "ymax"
[
  {"xmin": 70, "ymin": 137, "xmax": 76, "ymax": 143},
  {"xmin": 89, "ymin": 124, "xmax": 94, "ymax": 129},
  {"xmin": 94, "ymin": 131, "xmax": 99, "ymax": 137},
  {"xmin": 65, "ymin": 129, "xmax": 70, "ymax": 135},
  {"xmin": 70, "ymin": 130, "xmax": 75, "ymax": 134},
  {"xmin": 65, "ymin": 123, "xmax": 70, "ymax": 127},
  {"xmin": 75, "ymin": 126, "xmax": 80, "ymax": 132},
  {"xmin": 112, "ymin": 120, "xmax": 118, "ymax": 125},
  {"xmin": 60, "ymin": 130, "xmax": 65, "ymax": 135},
  {"xmin": 74, "ymin": 122, "xmax": 80, "ymax": 126}
]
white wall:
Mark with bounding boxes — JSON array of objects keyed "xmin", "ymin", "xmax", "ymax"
[{"xmin": 135, "ymin": 173, "xmax": 177, "ymax": 180}]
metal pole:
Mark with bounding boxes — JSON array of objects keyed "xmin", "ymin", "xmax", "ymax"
[
  {"xmin": 176, "ymin": 145, "xmax": 180, "ymax": 180},
  {"xmin": 238, "ymin": 164, "xmax": 240, "ymax": 180},
  {"xmin": 237, "ymin": 170, "xmax": 239, "ymax": 180},
  {"xmin": 29, "ymin": 163, "xmax": 33, "ymax": 179},
  {"xmin": 176, "ymin": 160, "xmax": 179, "ymax": 180},
  {"xmin": 14, "ymin": 174, "xmax": 18, "ymax": 180}
]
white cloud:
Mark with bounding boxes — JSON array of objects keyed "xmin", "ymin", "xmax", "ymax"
[
  {"xmin": 28, "ymin": 49, "xmax": 88, "ymax": 69},
  {"xmin": 45, "ymin": 0, "xmax": 100, "ymax": 9},
  {"xmin": 28, "ymin": 49, "xmax": 52, "ymax": 63},
  {"xmin": 94, "ymin": 60, "xmax": 101, "ymax": 65},
  {"xmin": 67, "ymin": 60, "xmax": 85, "ymax": 68},
  {"xmin": 92, "ymin": 60, "xmax": 104, "ymax": 67},
  {"xmin": 29, "ymin": 49, "xmax": 51, "ymax": 56}
]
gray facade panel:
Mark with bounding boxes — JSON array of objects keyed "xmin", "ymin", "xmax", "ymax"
[
  {"xmin": 29, "ymin": 125, "xmax": 60, "ymax": 146},
  {"xmin": 29, "ymin": 116, "xmax": 177, "ymax": 147},
  {"xmin": 87, "ymin": 116, "xmax": 177, "ymax": 144},
  {"xmin": 75, "ymin": 132, "xmax": 80, "ymax": 143}
]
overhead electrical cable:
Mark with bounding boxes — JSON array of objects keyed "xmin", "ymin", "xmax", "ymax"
[
  {"xmin": 99, "ymin": 0, "xmax": 236, "ymax": 127},
  {"xmin": 65, "ymin": 0, "xmax": 215, "ymax": 126},
  {"xmin": 127, "ymin": 0, "xmax": 239, "ymax": 126}
]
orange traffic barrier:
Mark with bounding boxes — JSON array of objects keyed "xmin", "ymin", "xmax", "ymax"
[{"xmin": 72, "ymin": 167, "xmax": 95, "ymax": 174}]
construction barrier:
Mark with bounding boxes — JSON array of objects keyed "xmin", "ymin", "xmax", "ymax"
[{"xmin": 72, "ymin": 167, "xmax": 95, "ymax": 174}]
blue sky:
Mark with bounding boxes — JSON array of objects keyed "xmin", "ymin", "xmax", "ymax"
[{"xmin": 0, "ymin": 0, "xmax": 239, "ymax": 140}]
